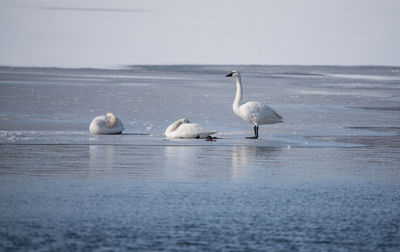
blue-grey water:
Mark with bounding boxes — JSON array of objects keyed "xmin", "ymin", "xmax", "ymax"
[{"xmin": 0, "ymin": 65, "xmax": 399, "ymax": 251}]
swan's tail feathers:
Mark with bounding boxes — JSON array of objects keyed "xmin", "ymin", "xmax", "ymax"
[
  {"xmin": 273, "ymin": 110, "xmax": 283, "ymax": 122},
  {"xmin": 198, "ymin": 131, "xmax": 217, "ymax": 138}
]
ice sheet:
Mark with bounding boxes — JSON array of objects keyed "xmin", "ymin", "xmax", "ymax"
[{"xmin": 1, "ymin": 65, "xmax": 399, "ymax": 251}]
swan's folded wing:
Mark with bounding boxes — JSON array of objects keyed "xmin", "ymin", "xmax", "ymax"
[
  {"xmin": 89, "ymin": 115, "xmax": 124, "ymax": 134},
  {"xmin": 166, "ymin": 123, "xmax": 215, "ymax": 138}
]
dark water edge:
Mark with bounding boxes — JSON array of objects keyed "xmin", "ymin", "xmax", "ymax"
[
  {"xmin": 1, "ymin": 176, "xmax": 399, "ymax": 252},
  {"xmin": 1, "ymin": 65, "xmax": 400, "ymax": 251},
  {"xmin": 1, "ymin": 142, "xmax": 399, "ymax": 251}
]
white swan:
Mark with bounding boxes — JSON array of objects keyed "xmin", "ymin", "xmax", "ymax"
[
  {"xmin": 89, "ymin": 112, "xmax": 124, "ymax": 135},
  {"xmin": 165, "ymin": 118, "xmax": 215, "ymax": 139},
  {"xmin": 226, "ymin": 70, "xmax": 283, "ymax": 139}
]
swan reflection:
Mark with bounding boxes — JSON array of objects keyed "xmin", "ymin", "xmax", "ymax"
[
  {"xmin": 89, "ymin": 145, "xmax": 165, "ymax": 178},
  {"xmin": 164, "ymin": 145, "xmax": 231, "ymax": 180},
  {"xmin": 89, "ymin": 145, "xmax": 115, "ymax": 173},
  {"xmin": 232, "ymin": 146, "xmax": 280, "ymax": 180},
  {"xmin": 164, "ymin": 145, "xmax": 282, "ymax": 180}
]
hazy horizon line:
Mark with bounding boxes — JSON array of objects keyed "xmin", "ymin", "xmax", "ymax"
[{"xmin": 1, "ymin": 63, "xmax": 399, "ymax": 70}]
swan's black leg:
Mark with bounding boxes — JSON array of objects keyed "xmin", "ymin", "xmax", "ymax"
[
  {"xmin": 255, "ymin": 126, "xmax": 259, "ymax": 139},
  {"xmin": 246, "ymin": 125, "xmax": 259, "ymax": 139}
]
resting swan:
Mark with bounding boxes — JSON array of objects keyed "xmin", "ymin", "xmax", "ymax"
[
  {"xmin": 165, "ymin": 118, "xmax": 215, "ymax": 138},
  {"xmin": 89, "ymin": 112, "xmax": 124, "ymax": 134},
  {"xmin": 226, "ymin": 70, "xmax": 283, "ymax": 139}
]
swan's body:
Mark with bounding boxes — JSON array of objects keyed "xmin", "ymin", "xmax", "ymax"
[
  {"xmin": 89, "ymin": 112, "xmax": 124, "ymax": 134},
  {"xmin": 165, "ymin": 118, "xmax": 215, "ymax": 139},
  {"xmin": 226, "ymin": 70, "xmax": 283, "ymax": 139}
]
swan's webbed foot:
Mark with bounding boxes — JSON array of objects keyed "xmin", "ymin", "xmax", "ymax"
[
  {"xmin": 205, "ymin": 136, "xmax": 216, "ymax": 141},
  {"xmin": 246, "ymin": 136, "xmax": 258, "ymax": 139},
  {"xmin": 245, "ymin": 125, "xmax": 259, "ymax": 139}
]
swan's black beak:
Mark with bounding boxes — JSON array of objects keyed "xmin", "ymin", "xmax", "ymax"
[{"xmin": 226, "ymin": 72, "xmax": 233, "ymax": 77}]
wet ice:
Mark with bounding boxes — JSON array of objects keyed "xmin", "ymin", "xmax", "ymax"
[{"xmin": 0, "ymin": 65, "xmax": 399, "ymax": 251}]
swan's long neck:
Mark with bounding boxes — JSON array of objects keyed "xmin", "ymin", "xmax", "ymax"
[
  {"xmin": 165, "ymin": 120, "xmax": 183, "ymax": 133},
  {"xmin": 233, "ymin": 75, "xmax": 243, "ymax": 111}
]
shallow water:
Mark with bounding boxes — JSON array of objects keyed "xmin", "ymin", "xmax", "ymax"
[{"xmin": 0, "ymin": 65, "xmax": 400, "ymax": 251}]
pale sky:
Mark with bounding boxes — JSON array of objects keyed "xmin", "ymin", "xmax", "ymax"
[{"xmin": 1, "ymin": 0, "xmax": 400, "ymax": 67}]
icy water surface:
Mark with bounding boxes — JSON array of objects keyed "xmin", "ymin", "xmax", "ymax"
[{"xmin": 0, "ymin": 65, "xmax": 400, "ymax": 251}]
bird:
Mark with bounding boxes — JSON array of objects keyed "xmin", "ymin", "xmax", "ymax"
[
  {"xmin": 165, "ymin": 118, "xmax": 216, "ymax": 139},
  {"xmin": 226, "ymin": 70, "xmax": 283, "ymax": 139},
  {"xmin": 89, "ymin": 112, "xmax": 124, "ymax": 134}
]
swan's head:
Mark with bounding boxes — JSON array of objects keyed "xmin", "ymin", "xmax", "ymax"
[
  {"xmin": 105, "ymin": 112, "xmax": 118, "ymax": 128},
  {"xmin": 106, "ymin": 112, "xmax": 117, "ymax": 122},
  {"xmin": 178, "ymin": 118, "xmax": 190, "ymax": 124},
  {"xmin": 226, "ymin": 70, "xmax": 239, "ymax": 78}
]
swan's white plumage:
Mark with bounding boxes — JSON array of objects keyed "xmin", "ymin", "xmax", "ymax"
[
  {"xmin": 226, "ymin": 70, "xmax": 282, "ymax": 138},
  {"xmin": 89, "ymin": 112, "xmax": 124, "ymax": 135},
  {"xmin": 235, "ymin": 101, "xmax": 282, "ymax": 126},
  {"xmin": 165, "ymin": 118, "xmax": 215, "ymax": 138}
]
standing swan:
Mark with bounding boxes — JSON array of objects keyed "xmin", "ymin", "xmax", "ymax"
[
  {"xmin": 89, "ymin": 112, "xmax": 124, "ymax": 134},
  {"xmin": 226, "ymin": 70, "xmax": 283, "ymax": 139},
  {"xmin": 165, "ymin": 118, "xmax": 215, "ymax": 139}
]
